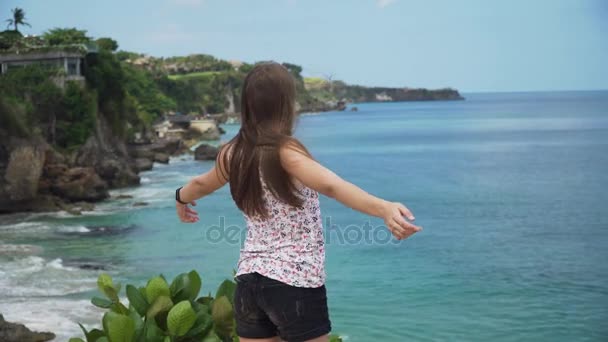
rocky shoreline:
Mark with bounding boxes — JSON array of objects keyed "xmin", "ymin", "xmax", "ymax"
[{"xmin": 0, "ymin": 116, "xmax": 214, "ymax": 215}]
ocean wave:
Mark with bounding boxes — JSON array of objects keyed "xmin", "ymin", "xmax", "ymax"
[
  {"xmin": 0, "ymin": 221, "xmax": 47, "ymax": 230},
  {"xmin": 0, "ymin": 256, "xmax": 97, "ymax": 297},
  {"xmin": 125, "ymin": 187, "xmax": 173, "ymax": 204},
  {"xmin": 56, "ymin": 225, "xmax": 91, "ymax": 233},
  {"xmin": 169, "ymin": 155, "xmax": 193, "ymax": 163},
  {"xmin": 52, "ymin": 210, "xmax": 78, "ymax": 219},
  {"xmin": 0, "ymin": 243, "xmax": 43, "ymax": 257}
]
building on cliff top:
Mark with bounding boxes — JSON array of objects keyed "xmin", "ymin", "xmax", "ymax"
[{"xmin": 0, "ymin": 44, "xmax": 96, "ymax": 88}]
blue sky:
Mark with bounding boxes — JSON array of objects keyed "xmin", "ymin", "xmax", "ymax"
[{"xmin": 3, "ymin": 0, "xmax": 607, "ymax": 92}]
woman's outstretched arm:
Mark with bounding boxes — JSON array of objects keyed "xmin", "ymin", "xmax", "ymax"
[
  {"xmin": 280, "ymin": 143, "xmax": 422, "ymax": 240},
  {"xmin": 176, "ymin": 148, "xmax": 230, "ymax": 223}
]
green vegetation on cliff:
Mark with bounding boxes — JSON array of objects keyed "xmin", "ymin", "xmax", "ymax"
[
  {"xmin": 0, "ymin": 10, "xmax": 463, "ymax": 152},
  {"xmin": 0, "ymin": 28, "xmax": 174, "ymax": 146},
  {"xmin": 0, "ymin": 65, "xmax": 96, "ymax": 148}
]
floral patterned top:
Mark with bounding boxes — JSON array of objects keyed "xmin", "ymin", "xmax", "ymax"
[{"xmin": 236, "ymin": 181, "xmax": 326, "ymax": 288}]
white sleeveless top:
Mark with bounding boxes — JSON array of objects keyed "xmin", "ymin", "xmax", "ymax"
[{"xmin": 235, "ymin": 182, "xmax": 326, "ymax": 288}]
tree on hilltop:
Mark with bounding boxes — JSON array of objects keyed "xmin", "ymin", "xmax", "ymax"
[
  {"xmin": 43, "ymin": 28, "xmax": 90, "ymax": 45},
  {"xmin": 5, "ymin": 7, "xmax": 31, "ymax": 32}
]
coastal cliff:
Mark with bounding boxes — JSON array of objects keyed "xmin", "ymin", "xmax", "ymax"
[{"xmin": 0, "ymin": 27, "xmax": 464, "ymax": 214}]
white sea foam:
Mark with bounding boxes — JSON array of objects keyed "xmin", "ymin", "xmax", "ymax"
[
  {"xmin": 169, "ymin": 155, "xmax": 192, "ymax": 163},
  {"xmin": 53, "ymin": 210, "xmax": 77, "ymax": 218},
  {"xmin": 0, "ymin": 221, "xmax": 48, "ymax": 232},
  {"xmin": 57, "ymin": 225, "xmax": 91, "ymax": 233},
  {"xmin": 0, "ymin": 256, "xmax": 97, "ymax": 297},
  {"xmin": 0, "ymin": 244, "xmax": 43, "ymax": 256},
  {"xmin": 0, "ymin": 298, "xmax": 103, "ymax": 342}
]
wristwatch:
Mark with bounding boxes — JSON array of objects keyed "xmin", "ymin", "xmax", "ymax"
[{"xmin": 175, "ymin": 187, "xmax": 188, "ymax": 205}]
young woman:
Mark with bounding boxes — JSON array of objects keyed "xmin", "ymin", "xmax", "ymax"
[{"xmin": 176, "ymin": 62, "xmax": 421, "ymax": 342}]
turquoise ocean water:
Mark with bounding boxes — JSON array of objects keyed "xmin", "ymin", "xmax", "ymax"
[{"xmin": 1, "ymin": 91, "xmax": 607, "ymax": 341}]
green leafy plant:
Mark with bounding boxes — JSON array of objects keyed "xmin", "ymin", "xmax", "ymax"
[
  {"xmin": 72, "ymin": 271, "xmax": 343, "ymax": 342},
  {"xmin": 71, "ymin": 271, "xmax": 235, "ymax": 342}
]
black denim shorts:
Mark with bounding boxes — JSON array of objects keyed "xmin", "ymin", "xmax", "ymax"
[{"xmin": 234, "ymin": 272, "xmax": 331, "ymax": 342}]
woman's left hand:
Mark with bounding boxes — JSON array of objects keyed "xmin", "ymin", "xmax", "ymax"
[{"xmin": 176, "ymin": 200, "xmax": 199, "ymax": 223}]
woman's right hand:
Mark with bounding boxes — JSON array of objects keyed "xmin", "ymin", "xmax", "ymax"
[
  {"xmin": 381, "ymin": 202, "xmax": 422, "ymax": 240},
  {"xmin": 176, "ymin": 200, "xmax": 199, "ymax": 223}
]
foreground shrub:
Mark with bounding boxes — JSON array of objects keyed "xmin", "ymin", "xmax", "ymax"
[{"xmin": 71, "ymin": 271, "xmax": 343, "ymax": 342}]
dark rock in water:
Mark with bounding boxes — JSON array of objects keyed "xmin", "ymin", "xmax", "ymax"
[
  {"xmin": 134, "ymin": 158, "xmax": 153, "ymax": 172},
  {"xmin": 133, "ymin": 201, "xmax": 148, "ymax": 207},
  {"xmin": 64, "ymin": 259, "xmax": 108, "ymax": 271},
  {"xmin": 0, "ymin": 314, "xmax": 55, "ymax": 342},
  {"xmin": 115, "ymin": 194, "xmax": 133, "ymax": 199},
  {"xmin": 77, "ymin": 263, "xmax": 106, "ymax": 271},
  {"xmin": 218, "ymin": 126, "xmax": 226, "ymax": 134},
  {"xmin": 154, "ymin": 153, "xmax": 170, "ymax": 164},
  {"xmin": 350, "ymin": 106, "xmax": 359, "ymax": 112},
  {"xmin": 50, "ymin": 167, "xmax": 109, "ymax": 202},
  {"xmin": 194, "ymin": 144, "xmax": 219, "ymax": 161}
]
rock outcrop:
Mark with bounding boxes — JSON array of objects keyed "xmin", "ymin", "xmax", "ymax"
[
  {"xmin": 154, "ymin": 153, "xmax": 170, "ymax": 164},
  {"xmin": 49, "ymin": 167, "xmax": 109, "ymax": 202},
  {"xmin": 127, "ymin": 138, "xmax": 183, "ymax": 170},
  {"xmin": 75, "ymin": 116, "xmax": 140, "ymax": 188},
  {"xmin": 0, "ymin": 137, "xmax": 56, "ymax": 213},
  {"xmin": 194, "ymin": 144, "xmax": 219, "ymax": 161},
  {"xmin": 0, "ymin": 314, "xmax": 55, "ymax": 342},
  {"xmin": 134, "ymin": 158, "xmax": 153, "ymax": 172},
  {"xmin": 0, "ymin": 116, "xmax": 136, "ymax": 214},
  {"xmin": 3, "ymin": 141, "xmax": 46, "ymax": 202}
]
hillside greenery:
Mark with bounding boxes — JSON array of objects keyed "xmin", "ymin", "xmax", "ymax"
[
  {"xmin": 0, "ymin": 26, "xmax": 325, "ymax": 148},
  {"xmin": 1, "ymin": 18, "xmax": 461, "ymax": 150}
]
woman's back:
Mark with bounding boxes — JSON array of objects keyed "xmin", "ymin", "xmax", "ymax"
[{"xmin": 237, "ymin": 179, "xmax": 326, "ymax": 288}]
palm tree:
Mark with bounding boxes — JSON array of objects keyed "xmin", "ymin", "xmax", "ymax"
[{"xmin": 5, "ymin": 7, "xmax": 31, "ymax": 32}]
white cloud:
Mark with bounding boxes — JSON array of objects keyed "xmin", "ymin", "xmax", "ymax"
[
  {"xmin": 169, "ymin": 0, "xmax": 203, "ymax": 7},
  {"xmin": 376, "ymin": 0, "xmax": 396, "ymax": 8}
]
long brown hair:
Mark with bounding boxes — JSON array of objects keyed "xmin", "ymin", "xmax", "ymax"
[{"xmin": 219, "ymin": 62, "xmax": 311, "ymax": 218}]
